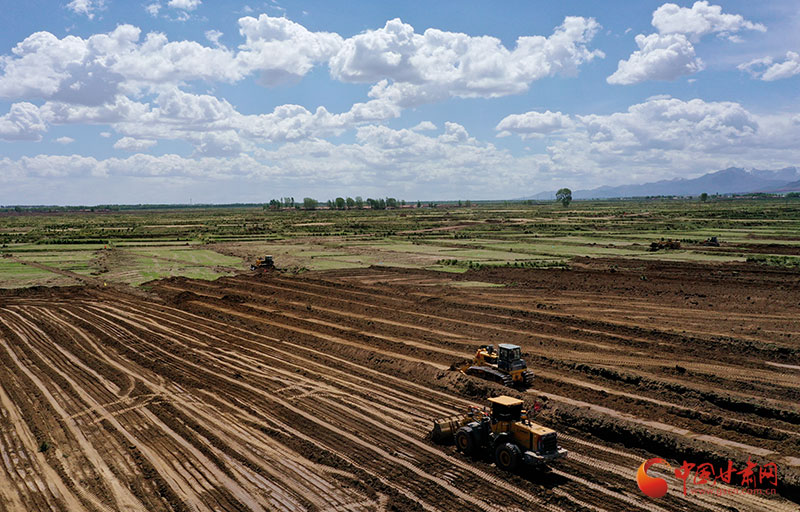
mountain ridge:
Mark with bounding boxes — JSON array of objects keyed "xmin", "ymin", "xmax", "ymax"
[{"xmin": 525, "ymin": 167, "xmax": 800, "ymax": 200}]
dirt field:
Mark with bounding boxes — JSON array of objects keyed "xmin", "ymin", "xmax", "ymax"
[{"xmin": 0, "ymin": 261, "xmax": 798, "ymax": 511}]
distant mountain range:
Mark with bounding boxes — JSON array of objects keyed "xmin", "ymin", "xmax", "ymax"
[{"xmin": 526, "ymin": 167, "xmax": 800, "ymax": 200}]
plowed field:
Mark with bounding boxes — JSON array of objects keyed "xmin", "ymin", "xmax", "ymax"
[{"xmin": 1, "ymin": 260, "xmax": 798, "ymax": 511}]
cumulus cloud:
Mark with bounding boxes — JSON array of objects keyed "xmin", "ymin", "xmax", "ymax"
[
  {"xmin": 7, "ymin": 12, "xmax": 794, "ymax": 203},
  {"xmin": 66, "ymin": 0, "xmax": 106, "ymax": 19},
  {"xmin": 0, "ymin": 18, "xmax": 339, "ymax": 103},
  {"xmin": 0, "ymin": 154, "xmax": 270, "ymax": 184},
  {"xmin": 4, "ymin": 98, "xmax": 800, "ymax": 203},
  {"xmin": 411, "ymin": 121, "xmax": 436, "ymax": 131},
  {"xmin": 113, "ymin": 136, "xmax": 157, "ymax": 151},
  {"xmin": 610, "ymin": 2, "xmax": 763, "ymax": 85},
  {"xmin": 495, "ymin": 96, "xmax": 796, "ymax": 187},
  {"xmin": 0, "ymin": 103, "xmax": 47, "ymax": 141},
  {"xmin": 168, "ymin": 0, "xmax": 201, "ymax": 11},
  {"xmin": 652, "ymin": 1, "xmax": 765, "ymax": 42},
  {"xmin": 54, "ymin": 136, "xmax": 75, "ymax": 144},
  {"xmin": 330, "ymin": 16, "xmax": 603, "ymax": 107},
  {"xmin": 607, "ymin": 33, "xmax": 704, "ymax": 85},
  {"xmin": 495, "ymin": 110, "xmax": 572, "ymax": 138},
  {"xmin": 102, "ymin": 88, "xmax": 398, "ymax": 152},
  {"xmin": 500, "ymin": 97, "xmax": 760, "ymax": 148},
  {"xmin": 0, "ymin": 13, "xmax": 602, "ymax": 124},
  {"xmin": 739, "ymin": 51, "xmax": 800, "ymax": 81},
  {"xmin": 40, "ymin": 96, "xmax": 151, "ymax": 126},
  {"xmin": 205, "ymin": 29, "xmax": 223, "ymax": 46},
  {"xmin": 237, "ymin": 14, "xmax": 343, "ymax": 86}
]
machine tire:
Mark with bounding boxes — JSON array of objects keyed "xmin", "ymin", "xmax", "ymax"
[
  {"xmin": 455, "ymin": 427, "xmax": 475, "ymax": 455},
  {"xmin": 495, "ymin": 442, "xmax": 522, "ymax": 471}
]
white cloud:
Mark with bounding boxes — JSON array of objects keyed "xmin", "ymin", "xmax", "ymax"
[
  {"xmin": 191, "ymin": 131, "xmax": 245, "ymax": 156},
  {"xmin": 495, "ymin": 110, "xmax": 572, "ymax": 139},
  {"xmin": 155, "ymin": 88, "xmax": 236, "ymax": 123},
  {"xmin": 101, "ymin": 88, "xmax": 398, "ymax": 152},
  {"xmin": 739, "ymin": 51, "xmax": 800, "ymax": 81},
  {"xmin": 0, "ymin": 14, "xmax": 601, "ymax": 120},
  {"xmin": 607, "ymin": 33, "xmax": 704, "ymax": 85},
  {"xmin": 168, "ymin": 0, "xmax": 201, "ymax": 11},
  {"xmin": 652, "ymin": 1, "xmax": 765, "ymax": 42},
  {"xmin": 411, "ymin": 121, "xmax": 436, "ymax": 131},
  {"xmin": 39, "ymin": 96, "xmax": 150, "ymax": 128},
  {"xmin": 0, "ymin": 103, "xmax": 47, "ymax": 141},
  {"xmin": 0, "ymin": 20, "xmax": 328, "ymax": 103},
  {"xmin": 145, "ymin": 3, "xmax": 161, "ymax": 17},
  {"xmin": 0, "ymin": 26, "xmax": 141, "ymax": 104},
  {"xmin": 54, "ymin": 136, "xmax": 75, "ymax": 144},
  {"xmin": 100, "ymin": 131, "xmax": 111, "ymax": 137},
  {"xmin": 4, "ymin": 98, "xmax": 800, "ymax": 203},
  {"xmin": 205, "ymin": 30, "xmax": 223, "ymax": 46},
  {"xmin": 66, "ymin": 0, "xmax": 106, "ymax": 20},
  {"xmin": 113, "ymin": 136, "xmax": 157, "ymax": 151},
  {"xmin": 236, "ymin": 14, "xmax": 343, "ymax": 86},
  {"xmin": 609, "ymin": 2, "xmax": 764, "ymax": 85},
  {"xmin": 330, "ymin": 16, "xmax": 603, "ymax": 107},
  {"xmin": 496, "ymin": 97, "xmax": 797, "ymax": 187}
]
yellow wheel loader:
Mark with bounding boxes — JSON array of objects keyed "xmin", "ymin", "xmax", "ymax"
[
  {"xmin": 432, "ymin": 396, "xmax": 567, "ymax": 470},
  {"xmin": 460, "ymin": 343, "xmax": 534, "ymax": 387}
]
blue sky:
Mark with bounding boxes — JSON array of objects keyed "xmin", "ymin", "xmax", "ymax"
[{"xmin": 1, "ymin": 0, "xmax": 799, "ymax": 204}]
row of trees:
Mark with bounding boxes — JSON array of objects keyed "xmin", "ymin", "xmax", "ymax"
[{"xmin": 267, "ymin": 197, "xmax": 411, "ymax": 210}]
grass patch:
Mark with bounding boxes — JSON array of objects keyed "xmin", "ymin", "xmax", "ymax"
[{"xmin": 746, "ymin": 255, "xmax": 800, "ymax": 268}]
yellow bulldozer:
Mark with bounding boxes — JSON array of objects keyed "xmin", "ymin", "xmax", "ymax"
[
  {"xmin": 432, "ymin": 396, "xmax": 567, "ymax": 471},
  {"xmin": 460, "ymin": 343, "xmax": 534, "ymax": 387}
]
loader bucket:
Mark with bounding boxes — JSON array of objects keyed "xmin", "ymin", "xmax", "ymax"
[{"xmin": 431, "ymin": 414, "xmax": 470, "ymax": 443}]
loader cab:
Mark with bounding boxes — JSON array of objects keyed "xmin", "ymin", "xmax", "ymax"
[
  {"xmin": 489, "ymin": 396, "xmax": 523, "ymax": 422},
  {"xmin": 497, "ymin": 344, "xmax": 526, "ymax": 372}
]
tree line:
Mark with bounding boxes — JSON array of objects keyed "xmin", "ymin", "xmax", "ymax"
[{"xmin": 266, "ymin": 197, "xmax": 410, "ymax": 210}]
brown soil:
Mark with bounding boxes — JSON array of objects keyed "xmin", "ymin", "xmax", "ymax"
[{"xmin": 0, "ymin": 260, "xmax": 798, "ymax": 511}]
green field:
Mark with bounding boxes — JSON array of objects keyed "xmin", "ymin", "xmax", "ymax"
[{"xmin": 1, "ymin": 197, "xmax": 799, "ymax": 288}]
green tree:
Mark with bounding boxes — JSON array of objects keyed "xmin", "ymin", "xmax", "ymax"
[
  {"xmin": 556, "ymin": 188, "xmax": 572, "ymax": 207},
  {"xmin": 386, "ymin": 197, "xmax": 397, "ymax": 208},
  {"xmin": 303, "ymin": 197, "xmax": 318, "ymax": 210},
  {"xmin": 700, "ymin": 192, "xmax": 708, "ymax": 202},
  {"xmin": 355, "ymin": 196, "xmax": 364, "ymax": 208},
  {"xmin": 346, "ymin": 197, "xmax": 355, "ymax": 208},
  {"xmin": 335, "ymin": 197, "xmax": 346, "ymax": 210},
  {"xmin": 268, "ymin": 199, "xmax": 281, "ymax": 210}
]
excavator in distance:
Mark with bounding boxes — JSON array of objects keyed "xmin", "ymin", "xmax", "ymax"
[{"xmin": 459, "ymin": 343, "xmax": 534, "ymax": 387}]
